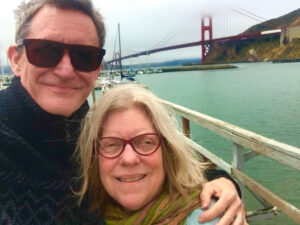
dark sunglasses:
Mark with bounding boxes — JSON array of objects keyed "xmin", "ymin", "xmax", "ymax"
[{"xmin": 22, "ymin": 39, "xmax": 106, "ymax": 72}]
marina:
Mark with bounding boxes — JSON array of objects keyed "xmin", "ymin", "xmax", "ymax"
[{"xmin": 0, "ymin": 75, "xmax": 13, "ymax": 90}]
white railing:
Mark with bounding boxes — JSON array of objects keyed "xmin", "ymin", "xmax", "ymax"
[{"xmin": 160, "ymin": 99, "xmax": 300, "ymax": 224}]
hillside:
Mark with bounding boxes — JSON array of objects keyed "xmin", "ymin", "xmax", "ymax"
[
  {"xmin": 244, "ymin": 8, "xmax": 300, "ymax": 33},
  {"xmin": 205, "ymin": 9, "xmax": 300, "ymax": 64}
]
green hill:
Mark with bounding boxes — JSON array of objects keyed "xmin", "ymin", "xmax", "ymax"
[
  {"xmin": 244, "ymin": 8, "xmax": 300, "ymax": 33},
  {"xmin": 205, "ymin": 9, "xmax": 300, "ymax": 64}
]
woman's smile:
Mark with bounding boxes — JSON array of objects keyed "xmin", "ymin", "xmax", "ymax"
[{"xmin": 116, "ymin": 174, "xmax": 146, "ymax": 183}]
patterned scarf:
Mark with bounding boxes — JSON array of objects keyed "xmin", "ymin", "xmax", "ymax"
[{"xmin": 103, "ymin": 188, "xmax": 201, "ymax": 225}]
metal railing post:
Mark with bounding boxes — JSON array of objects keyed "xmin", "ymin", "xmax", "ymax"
[
  {"xmin": 182, "ymin": 117, "xmax": 190, "ymax": 138},
  {"xmin": 232, "ymin": 143, "xmax": 246, "ymax": 202}
]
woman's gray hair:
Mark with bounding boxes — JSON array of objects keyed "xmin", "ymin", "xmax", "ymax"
[
  {"xmin": 14, "ymin": 0, "xmax": 106, "ymax": 48},
  {"xmin": 75, "ymin": 84, "xmax": 208, "ymax": 212}
]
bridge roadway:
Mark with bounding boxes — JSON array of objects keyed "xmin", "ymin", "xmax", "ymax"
[{"xmin": 106, "ymin": 29, "xmax": 281, "ymax": 64}]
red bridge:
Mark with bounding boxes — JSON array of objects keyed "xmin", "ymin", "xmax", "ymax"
[{"xmin": 106, "ymin": 8, "xmax": 283, "ymax": 65}]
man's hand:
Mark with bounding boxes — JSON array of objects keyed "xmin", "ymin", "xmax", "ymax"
[{"xmin": 198, "ymin": 178, "xmax": 247, "ymax": 225}]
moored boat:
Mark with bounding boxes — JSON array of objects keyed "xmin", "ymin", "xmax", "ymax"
[{"xmin": 0, "ymin": 80, "xmax": 11, "ymax": 90}]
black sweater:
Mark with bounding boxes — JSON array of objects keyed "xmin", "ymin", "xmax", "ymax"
[{"xmin": 0, "ymin": 77, "xmax": 105, "ymax": 225}]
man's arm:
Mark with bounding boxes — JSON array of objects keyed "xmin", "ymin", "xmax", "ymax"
[
  {"xmin": 198, "ymin": 169, "xmax": 247, "ymax": 225},
  {"xmin": 205, "ymin": 168, "xmax": 242, "ymax": 197}
]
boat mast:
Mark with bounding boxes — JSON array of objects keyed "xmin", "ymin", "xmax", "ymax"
[
  {"xmin": 118, "ymin": 23, "xmax": 124, "ymax": 78},
  {"xmin": 0, "ymin": 43, "xmax": 2, "ymax": 76}
]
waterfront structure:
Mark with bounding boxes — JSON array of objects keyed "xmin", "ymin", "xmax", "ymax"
[{"xmin": 281, "ymin": 25, "xmax": 300, "ymax": 46}]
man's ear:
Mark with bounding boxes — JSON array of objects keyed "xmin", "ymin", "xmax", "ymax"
[{"xmin": 7, "ymin": 45, "xmax": 22, "ymax": 77}]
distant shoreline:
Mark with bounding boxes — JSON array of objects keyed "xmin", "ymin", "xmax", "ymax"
[
  {"xmin": 272, "ymin": 58, "xmax": 300, "ymax": 63},
  {"xmin": 161, "ymin": 64, "xmax": 237, "ymax": 72}
]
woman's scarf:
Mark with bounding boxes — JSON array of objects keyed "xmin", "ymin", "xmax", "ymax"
[{"xmin": 103, "ymin": 188, "xmax": 201, "ymax": 225}]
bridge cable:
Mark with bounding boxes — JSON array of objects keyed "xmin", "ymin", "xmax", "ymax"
[{"xmin": 227, "ymin": 6, "xmax": 280, "ymax": 29}]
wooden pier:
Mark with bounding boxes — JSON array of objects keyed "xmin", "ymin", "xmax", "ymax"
[{"xmin": 160, "ymin": 99, "xmax": 300, "ymax": 224}]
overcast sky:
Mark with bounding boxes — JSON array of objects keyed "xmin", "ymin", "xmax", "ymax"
[{"xmin": 0, "ymin": 0, "xmax": 299, "ymax": 66}]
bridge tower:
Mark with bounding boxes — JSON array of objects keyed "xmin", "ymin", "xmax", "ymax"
[
  {"xmin": 201, "ymin": 15, "xmax": 212, "ymax": 63},
  {"xmin": 111, "ymin": 52, "xmax": 121, "ymax": 70}
]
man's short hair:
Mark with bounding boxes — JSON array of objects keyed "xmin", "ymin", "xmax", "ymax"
[{"xmin": 14, "ymin": 0, "xmax": 106, "ymax": 48}]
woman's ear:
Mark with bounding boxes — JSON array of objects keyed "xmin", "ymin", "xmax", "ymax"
[{"xmin": 7, "ymin": 45, "xmax": 22, "ymax": 77}]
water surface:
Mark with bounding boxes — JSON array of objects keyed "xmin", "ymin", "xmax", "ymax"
[{"xmin": 138, "ymin": 62, "xmax": 300, "ymax": 225}]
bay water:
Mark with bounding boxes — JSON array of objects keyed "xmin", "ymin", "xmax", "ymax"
[{"xmin": 90, "ymin": 62, "xmax": 300, "ymax": 224}]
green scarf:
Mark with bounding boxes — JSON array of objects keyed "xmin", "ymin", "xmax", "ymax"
[{"xmin": 103, "ymin": 189, "xmax": 201, "ymax": 225}]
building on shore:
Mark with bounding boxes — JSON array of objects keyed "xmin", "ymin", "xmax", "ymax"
[{"xmin": 280, "ymin": 25, "xmax": 300, "ymax": 46}]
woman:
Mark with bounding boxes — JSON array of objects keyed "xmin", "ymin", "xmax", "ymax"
[{"xmin": 75, "ymin": 84, "xmax": 242, "ymax": 225}]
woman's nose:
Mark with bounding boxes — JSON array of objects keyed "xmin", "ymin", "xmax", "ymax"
[{"xmin": 119, "ymin": 143, "xmax": 140, "ymax": 165}]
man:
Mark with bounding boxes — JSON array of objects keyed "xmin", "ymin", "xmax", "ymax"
[{"xmin": 0, "ymin": 0, "xmax": 245, "ymax": 224}]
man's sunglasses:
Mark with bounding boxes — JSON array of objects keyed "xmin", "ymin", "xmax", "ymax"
[{"xmin": 22, "ymin": 39, "xmax": 106, "ymax": 72}]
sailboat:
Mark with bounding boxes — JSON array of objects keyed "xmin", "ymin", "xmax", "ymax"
[{"xmin": 104, "ymin": 23, "xmax": 139, "ymax": 88}]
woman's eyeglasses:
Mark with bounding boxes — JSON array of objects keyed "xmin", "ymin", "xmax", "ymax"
[
  {"xmin": 21, "ymin": 39, "xmax": 106, "ymax": 72},
  {"xmin": 95, "ymin": 133, "xmax": 162, "ymax": 159}
]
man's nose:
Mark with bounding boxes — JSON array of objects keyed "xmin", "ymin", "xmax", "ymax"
[{"xmin": 53, "ymin": 50, "xmax": 76, "ymax": 78}]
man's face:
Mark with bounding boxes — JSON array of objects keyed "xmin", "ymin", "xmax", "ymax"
[{"xmin": 11, "ymin": 6, "xmax": 101, "ymax": 117}]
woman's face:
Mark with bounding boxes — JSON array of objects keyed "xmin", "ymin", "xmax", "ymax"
[{"xmin": 98, "ymin": 107, "xmax": 166, "ymax": 211}]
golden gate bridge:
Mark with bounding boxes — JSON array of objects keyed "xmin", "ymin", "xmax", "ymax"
[{"xmin": 106, "ymin": 6, "xmax": 283, "ymax": 67}]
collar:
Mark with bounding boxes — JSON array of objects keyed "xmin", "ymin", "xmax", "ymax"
[
  {"xmin": 0, "ymin": 77, "xmax": 89, "ymax": 145},
  {"xmin": 0, "ymin": 77, "xmax": 90, "ymax": 181}
]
